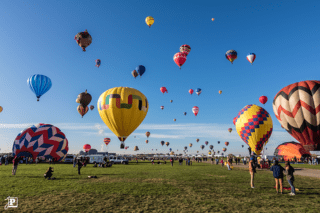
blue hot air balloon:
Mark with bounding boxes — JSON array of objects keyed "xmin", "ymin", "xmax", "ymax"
[
  {"xmin": 136, "ymin": 65, "xmax": 145, "ymax": 77},
  {"xmin": 195, "ymin": 88, "xmax": 202, "ymax": 96},
  {"xmin": 169, "ymin": 148, "xmax": 172, "ymax": 152},
  {"xmin": 27, "ymin": 74, "xmax": 52, "ymax": 101}
]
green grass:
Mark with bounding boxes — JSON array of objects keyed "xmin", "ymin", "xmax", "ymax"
[{"xmin": 1, "ymin": 161, "xmax": 320, "ymax": 212}]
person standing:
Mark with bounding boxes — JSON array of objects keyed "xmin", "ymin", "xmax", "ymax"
[
  {"xmin": 170, "ymin": 157, "xmax": 174, "ymax": 167},
  {"xmin": 12, "ymin": 156, "xmax": 19, "ymax": 175},
  {"xmin": 25, "ymin": 157, "xmax": 28, "ymax": 165},
  {"xmin": 249, "ymin": 157, "xmax": 256, "ymax": 188},
  {"xmin": 215, "ymin": 157, "xmax": 219, "ymax": 165},
  {"xmin": 73, "ymin": 157, "xmax": 77, "ymax": 167},
  {"xmin": 77, "ymin": 160, "xmax": 82, "ymax": 175},
  {"xmin": 220, "ymin": 158, "xmax": 224, "ymax": 167},
  {"xmin": 35, "ymin": 157, "xmax": 39, "ymax": 165},
  {"xmin": 227, "ymin": 157, "xmax": 232, "ymax": 170},
  {"xmin": 285, "ymin": 161, "xmax": 296, "ymax": 196},
  {"xmin": 270, "ymin": 160, "xmax": 285, "ymax": 194}
]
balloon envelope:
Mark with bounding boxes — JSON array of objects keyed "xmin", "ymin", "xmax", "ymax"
[
  {"xmin": 189, "ymin": 89, "xmax": 194, "ymax": 95},
  {"xmin": 274, "ymin": 141, "xmax": 311, "ymax": 161},
  {"xmin": 246, "ymin": 53, "xmax": 256, "ymax": 64},
  {"xmin": 136, "ymin": 65, "xmax": 145, "ymax": 77},
  {"xmin": 97, "ymin": 87, "xmax": 148, "ymax": 142},
  {"xmin": 180, "ymin": 44, "xmax": 191, "ymax": 55},
  {"xmin": 145, "ymin": 16, "xmax": 154, "ymax": 27},
  {"xmin": 27, "ymin": 74, "xmax": 52, "ymax": 101},
  {"xmin": 173, "ymin": 52, "xmax": 187, "ymax": 69},
  {"xmin": 225, "ymin": 50, "xmax": 237, "ymax": 64},
  {"xmin": 160, "ymin": 87, "xmax": 168, "ymax": 94},
  {"xmin": 83, "ymin": 144, "xmax": 91, "ymax": 152},
  {"xmin": 259, "ymin": 96, "xmax": 268, "ymax": 104}
]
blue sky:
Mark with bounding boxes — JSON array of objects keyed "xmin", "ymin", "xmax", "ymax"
[{"xmin": 0, "ymin": 0, "xmax": 319, "ymax": 156}]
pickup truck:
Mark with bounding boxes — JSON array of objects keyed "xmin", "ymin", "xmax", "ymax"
[{"xmin": 109, "ymin": 156, "xmax": 129, "ymax": 164}]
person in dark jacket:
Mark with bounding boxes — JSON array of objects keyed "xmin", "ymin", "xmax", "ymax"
[
  {"xmin": 285, "ymin": 161, "xmax": 295, "ymax": 195},
  {"xmin": 44, "ymin": 167, "xmax": 54, "ymax": 179},
  {"xmin": 12, "ymin": 156, "xmax": 19, "ymax": 175},
  {"xmin": 77, "ymin": 160, "xmax": 82, "ymax": 175},
  {"xmin": 170, "ymin": 157, "xmax": 174, "ymax": 166},
  {"xmin": 270, "ymin": 160, "xmax": 285, "ymax": 194}
]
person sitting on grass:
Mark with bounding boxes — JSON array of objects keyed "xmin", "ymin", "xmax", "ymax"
[
  {"xmin": 270, "ymin": 160, "xmax": 285, "ymax": 194},
  {"xmin": 44, "ymin": 167, "xmax": 54, "ymax": 180},
  {"xmin": 93, "ymin": 162, "xmax": 97, "ymax": 167}
]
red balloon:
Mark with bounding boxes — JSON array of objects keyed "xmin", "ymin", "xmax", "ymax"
[
  {"xmin": 83, "ymin": 144, "xmax": 91, "ymax": 152},
  {"xmin": 225, "ymin": 142, "xmax": 229, "ymax": 146},
  {"xmin": 160, "ymin": 87, "xmax": 168, "ymax": 94},
  {"xmin": 189, "ymin": 89, "xmax": 194, "ymax": 95},
  {"xmin": 259, "ymin": 96, "xmax": 268, "ymax": 104},
  {"xmin": 173, "ymin": 52, "xmax": 187, "ymax": 69}
]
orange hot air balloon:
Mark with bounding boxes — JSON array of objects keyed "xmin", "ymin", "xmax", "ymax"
[
  {"xmin": 219, "ymin": 90, "xmax": 222, "ymax": 94},
  {"xmin": 165, "ymin": 142, "xmax": 170, "ymax": 147},
  {"xmin": 211, "ymin": 18, "xmax": 215, "ymax": 21},
  {"xmin": 225, "ymin": 142, "xmax": 229, "ymax": 146},
  {"xmin": 146, "ymin": 131, "xmax": 150, "ymax": 138}
]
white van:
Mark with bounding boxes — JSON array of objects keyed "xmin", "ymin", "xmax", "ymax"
[
  {"xmin": 88, "ymin": 155, "xmax": 105, "ymax": 164},
  {"xmin": 109, "ymin": 156, "xmax": 128, "ymax": 164}
]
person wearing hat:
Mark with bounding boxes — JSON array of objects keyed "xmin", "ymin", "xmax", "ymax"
[
  {"xmin": 249, "ymin": 157, "xmax": 256, "ymax": 188},
  {"xmin": 270, "ymin": 160, "xmax": 285, "ymax": 194}
]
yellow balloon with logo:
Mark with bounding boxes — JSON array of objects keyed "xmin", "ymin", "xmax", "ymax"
[
  {"xmin": 145, "ymin": 16, "xmax": 154, "ymax": 28},
  {"xmin": 97, "ymin": 87, "xmax": 149, "ymax": 142},
  {"xmin": 233, "ymin": 104, "xmax": 273, "ymax": 155}
]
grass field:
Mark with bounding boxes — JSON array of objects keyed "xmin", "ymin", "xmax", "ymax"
[{"xmin": 1, "ymin": 161, "xmax": 320, "ymax": 212}]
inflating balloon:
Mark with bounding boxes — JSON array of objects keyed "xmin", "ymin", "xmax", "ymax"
[
  {"xmin": 13, "ymin": 123, "xmax": 69, "ymax": 161},
  {"xmin": 95, "ymin": 59, "xmax": 101, "ymax": 68},
  {"xmin": 234, "ymin": 104, "xmax": 273, "ymax": 155},
  {"xmin": 77, "ymin": 105, "xmax": 89, "ymax": 118},
  {"xmin": 192, "ymin": 106, "xmax": 199, "ymax": 116},
  {"xmin": 97, "ymin": 87, "xmax": 148, "ymax": 142},
  {"xmin": 174, "ymin": 52, "xmax": 187, "ymax": 69},
  {"xmin": 246, "ymin": 53, "xmax": 256, "ymax": 65},
  {"xmin": 259, "ymin": 96, "xmax": 268, "ymax": 105},
  {"xmin": 27, "ymin": 74, "xmax": 52, "ymax": 101},
  {"xmin": 225, "ymin": 50, "xmax": 237, "ymax": 64},
  {"xmin": 180, "ymin": 44, "xmax": 191, "ymax": 55},
  {"xmin": 160, "ymin": 87, "xmax": 168, "ymax": 94},
  {"xmin": 83, "ymin": 144, "xmax": 91, "ymax": 153},
  {"xmin": 74, "ymin": 30, "xmax": 92, "ymax": 52},
  {"xmin": 145, "ymin": 16, "xmax": 154, "ymax": 28},
  {"xmin": 273, "ymin": 80, "xmax": 320, "ymax": 151},
  {"xmin": 189, "ymin": 89, "xmax": 194, "ymax": 95},
  {"xmin": 274, "ymin": 141, "xmax": 310, "ymax": 161}
]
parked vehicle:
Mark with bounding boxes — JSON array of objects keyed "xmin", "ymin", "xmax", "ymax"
[
  {"xmin": 64, "ymin": 155, "xmax": 74, "ymax": 163},
  {"xmin": 109, "ymin": 156, "xmax": 128, "ymax": 164}
]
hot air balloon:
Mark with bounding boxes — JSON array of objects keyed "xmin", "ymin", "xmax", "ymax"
[
  {"xmin": 0, "ymin": 106, "xmax": 2, "ymax": 113},
  {"xmin": 225, "ymin": 142, "xmax": 229, "ymax": 146},
  {"xmin": 225, "ymin": 50, "xmax": 237, "ymax": 64},
  {"xmin": 205, "ymin": 141, "xmax": 208, "ymax": 146},
  {"xmin": 161, "ymin": 141, "xmax": 165, "ymax": 146},
  {"xmin": 170, "ymin": 100, "xmax": 173, "ymax": 103},
  {"xmin": 125, "ymin": 146, "xmax": 128, "ymax": 150},
  {"xmin": 104, "ymin": 138, "xmax": 111, "ymax": 146},
  {"xmin": 132, "ymin": 70, "xmax": 138, "ymax": 78},
  {"xmin": 173, "ymin": 52, "xmax": 187, "ymax": 69},
  {"xmin": 146, "ymin": 131, "xmax": 150, "ymax": 138},
  {"xmin": 189, "ymin": 89, "xmax": 194, "ymax": 95},
  {"xmin": 160, "ymin": 87, "xmax": 168, "ymax": 94},
  {"xmin": 209, "ymin": 145, "xmax": 213, "ymax": 150},
  {"xmin": 95, "ymin": 59, "xmax": 101, "ymax": 68},
  {"xmin": 195, "ymin": 88, "xmax": 202, "ymax": 96},
  {"xmin": 259, "ymin": 96, "xmax": 268, "ymax": 105},
  {"xmin": 189, "ymin": 143, "xmax": 193, "ymax": 147},
  {"xmin": 136, "ymin": 65, "xmax": 145, "ymax": 77},
  {"xmin": 27, "ymin": 74, "xmax": 52, "ymax": 101},
  {"xmin": 169, "ymin": 148, "xmax": 172, "ymax": 152},
  {"xmin": 145, "ymin": 16, "xmax": 154, "ymax": 28},
  {"xmin": 219, "ymin": 90, "xmax": 222, "ymax": 94},
  {"xmin": 208, "ymin": 151, "xmax": 212, "ymax": 155},
  {"xmin": 76, "ymin": 90, "xmax": 92, "ymax": 108},
  {"xmin": 74, "ymin": 30, "xmax": 92, "ymax": 52},
  {"xmin": 77, "ymin": 105, "xmax": 88, "ymax": 118},
  {"xmin": 184, "ymin": 112, "xmax": 187, "ymax": 116},
  {"xmin": 273, "ymin": 80, "xmax": 320, "ymax": 151},
  {"xmin": 217, "ymin": 141, "xmax": 220, "ymax": 144},
  {"xmin": 97, "ymin": 87, "xmax": 148, "ymax": 143},
  {"xmin": 13, "ymin": 123, "xmax": 69, "ymax": 161},
  {"xmin": 145, "ymin": 140, "xmax": 149, "ymax": 144},
  {"xmin": 234, "ymin": 104, "xmax": 273, "ymax": 155},
  {"xmin": 90, "ymin": 105, "xmax": 94, "ymax": 110},
  {"xmin": 242, "ymin": 145, "xmax": 244, "ymax": 148},
  {"xmin": 274, "ymin": 141, "xmax": 311, "ymax": 161},
  {"xmin": 196, "ymin": 139, "xmax": 199, "ymax": 142},
  {"xmin": 173, "ymin": 119, "xmax": 176, "ymax": 122},
  {"xmin": 197, "ymin": 151, "xmax": 199, "ymax": 153},
  {"xmin": 180, "ymin": 44, "xmax": 191, "ymax": 55},
  {"xmin": 228, "ymin": 128, "xmax": 232, "ymax": 133},
  {"xmin": 160, "ymin": 106, "xmax": 164, "ymax": 110},
  {"xmin": 211, "ymin": 18, "xmax": 215, "ymax": 21},
  {"xmin": 222, "ymin": 148, "xmax": 227, "ymax": 152},
  {"xmin": 184, "ymin": 146, "xmax": 188, "ymax": 150},
  {"xmin": 246, "ymin": 53, "xmax": 256, "ymax": 65},
  {"xmin": 165, "ymin": 142, "xmax": 170, "ymax": 147},
  {"xmin": 192, "ymin": 106, "xmax": 199, "ymax": 116},
  {"xmin": 217, "ymin": 151, "xmax": 220, "ymax": 154},
  {"xmin": 134, "ymin": 146, "xmax": 139, "ymax": 151},
  {"xmin": 200, "ymin": 145, "xmax": 205, "ymax": 150},
  {"xmin": 83, "ymin": 144, "xmax": 91, "ymax": 153}
]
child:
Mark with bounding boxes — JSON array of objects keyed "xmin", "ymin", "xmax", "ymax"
[
  {"xmin": 44, "ymin": 167, "xmax": 54, "ymax": 179},
  {"xmin": 270, "ymin": 160, "xmax": 285, "ymax": 194},
  {"xmin": 220, "ymin": 158, "xmax": 224, "ymax": 166},
  {"xmin": 285, "ymin": 161, "xmax": 296, "ymax": 196}
]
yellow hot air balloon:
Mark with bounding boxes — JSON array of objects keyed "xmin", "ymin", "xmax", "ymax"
[
  {"xmin": 145, "ymin": 16, "xmax": 154, "ymax": 28},
  {"xmin": 97, "ymin": 87, "xmax": 149, "ymax": 142},
  {"xmin": 234, "ymin": 104, "xmax": 273, "ymax": 155}
]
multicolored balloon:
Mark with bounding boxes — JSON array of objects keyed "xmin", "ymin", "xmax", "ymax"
[
  {"xmin": 160, "ymin": 106, "xmax": 164, "ymax": 110},
  {"xmin": 165, "ymin": 142, "xmax": 170, "ymax": 147},
  {"xmin": 246, "ymin": 53, "xmax": 256, "ymax": 65},
  {"xmin": 173, "ymin": 52, "xmax": 187, "ymax": 69},
  {"xmin": 184, "ymin": 146, "xmax": 188, "ymax": 150},
  {"xmin": 27, "ymin": 74, "xmax": 52, "ymax": 101},
  {"xmin": 259, "ymin": 96, "xmax": 268, "ymax": 105},
  {"xmin": 222, "ymin": 148, "xmax": 227, "ymax": 152},
  {"xmin": 225, "ymin": 50, "xmax": 237, "ymax": 64},
  {"xmin": 225, "ymin": 142, "xmax": 229, "ymax": 146},
  {"xmin": 189, "ymin": 143, "xmax": 193, "ymax": 147},
  {"xmin": 195, "ymin": 88, "xmax": 202, "ymax": 96},
  {"xmin": 160, "ymin": 87, "xmax": 168, "ymax": 94},
  {"xmin": 189, "ymin": 89, "xmax": 194, "ymax": 95},
  {"xmin": 205, "ymin": 141, "xmax": 209, "ymax": 145},
  {"xmin": 90, "ymin": 105, "xmax": 94, "ymax": 110},
  {"xmin": 180, "ymin": 44, "xmax": 191, "ymax": 55},
  {"xmin": 74, "ymin": 30, "xmax": 92, "ymax": 52},
  {"xmin": 145, "ymin": 16, "xmax": 154, "ymax": 28},
  {"xmin": 13, "ymin": 124, "xmax": 69, "ymax": 161},
  {"xmin": 132, "ymin": 70, "xmax": 138, "ymax": 78},
  {"xmin": 146, "ymin": 131, "xmax": 150, "ymax": 138},
  {"xmin": 192, "ymin": 106, "xmax": 199, "ymax": 116},
  {"xmin": 145, "ymin": 140, "xmax": 149, "ymax": 144},
  {"xmin": 273, "ymin": 80, "xmax": 320, "ymax": 151},
  {"xmin": 234, "ymin": 104, "xmax": 273, "ymax": 155},
  {"xmin": 77, "ymin": 105, "xmax": 89, "ymax": 118},
  {"xmin": 97, "ymin": 87, "xmax": 148, "ymax": 142},
  {"xmin": 104, "ymin": 138, "xmax": 111, "ymax": 146},
  {"xmin": 95, "ymin": 59, "xmax": 101, "ymax": 68},
  {"xmin": 228, "ymin": 128, "xmax": 232, "ymax": 133},
  {"xmin": 169, "ymin": 148, "xmax": 172, "ymax": 152},
  {"xmin": 76, "ymin": 90, "xmax": 92, "ymax": 108}
]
